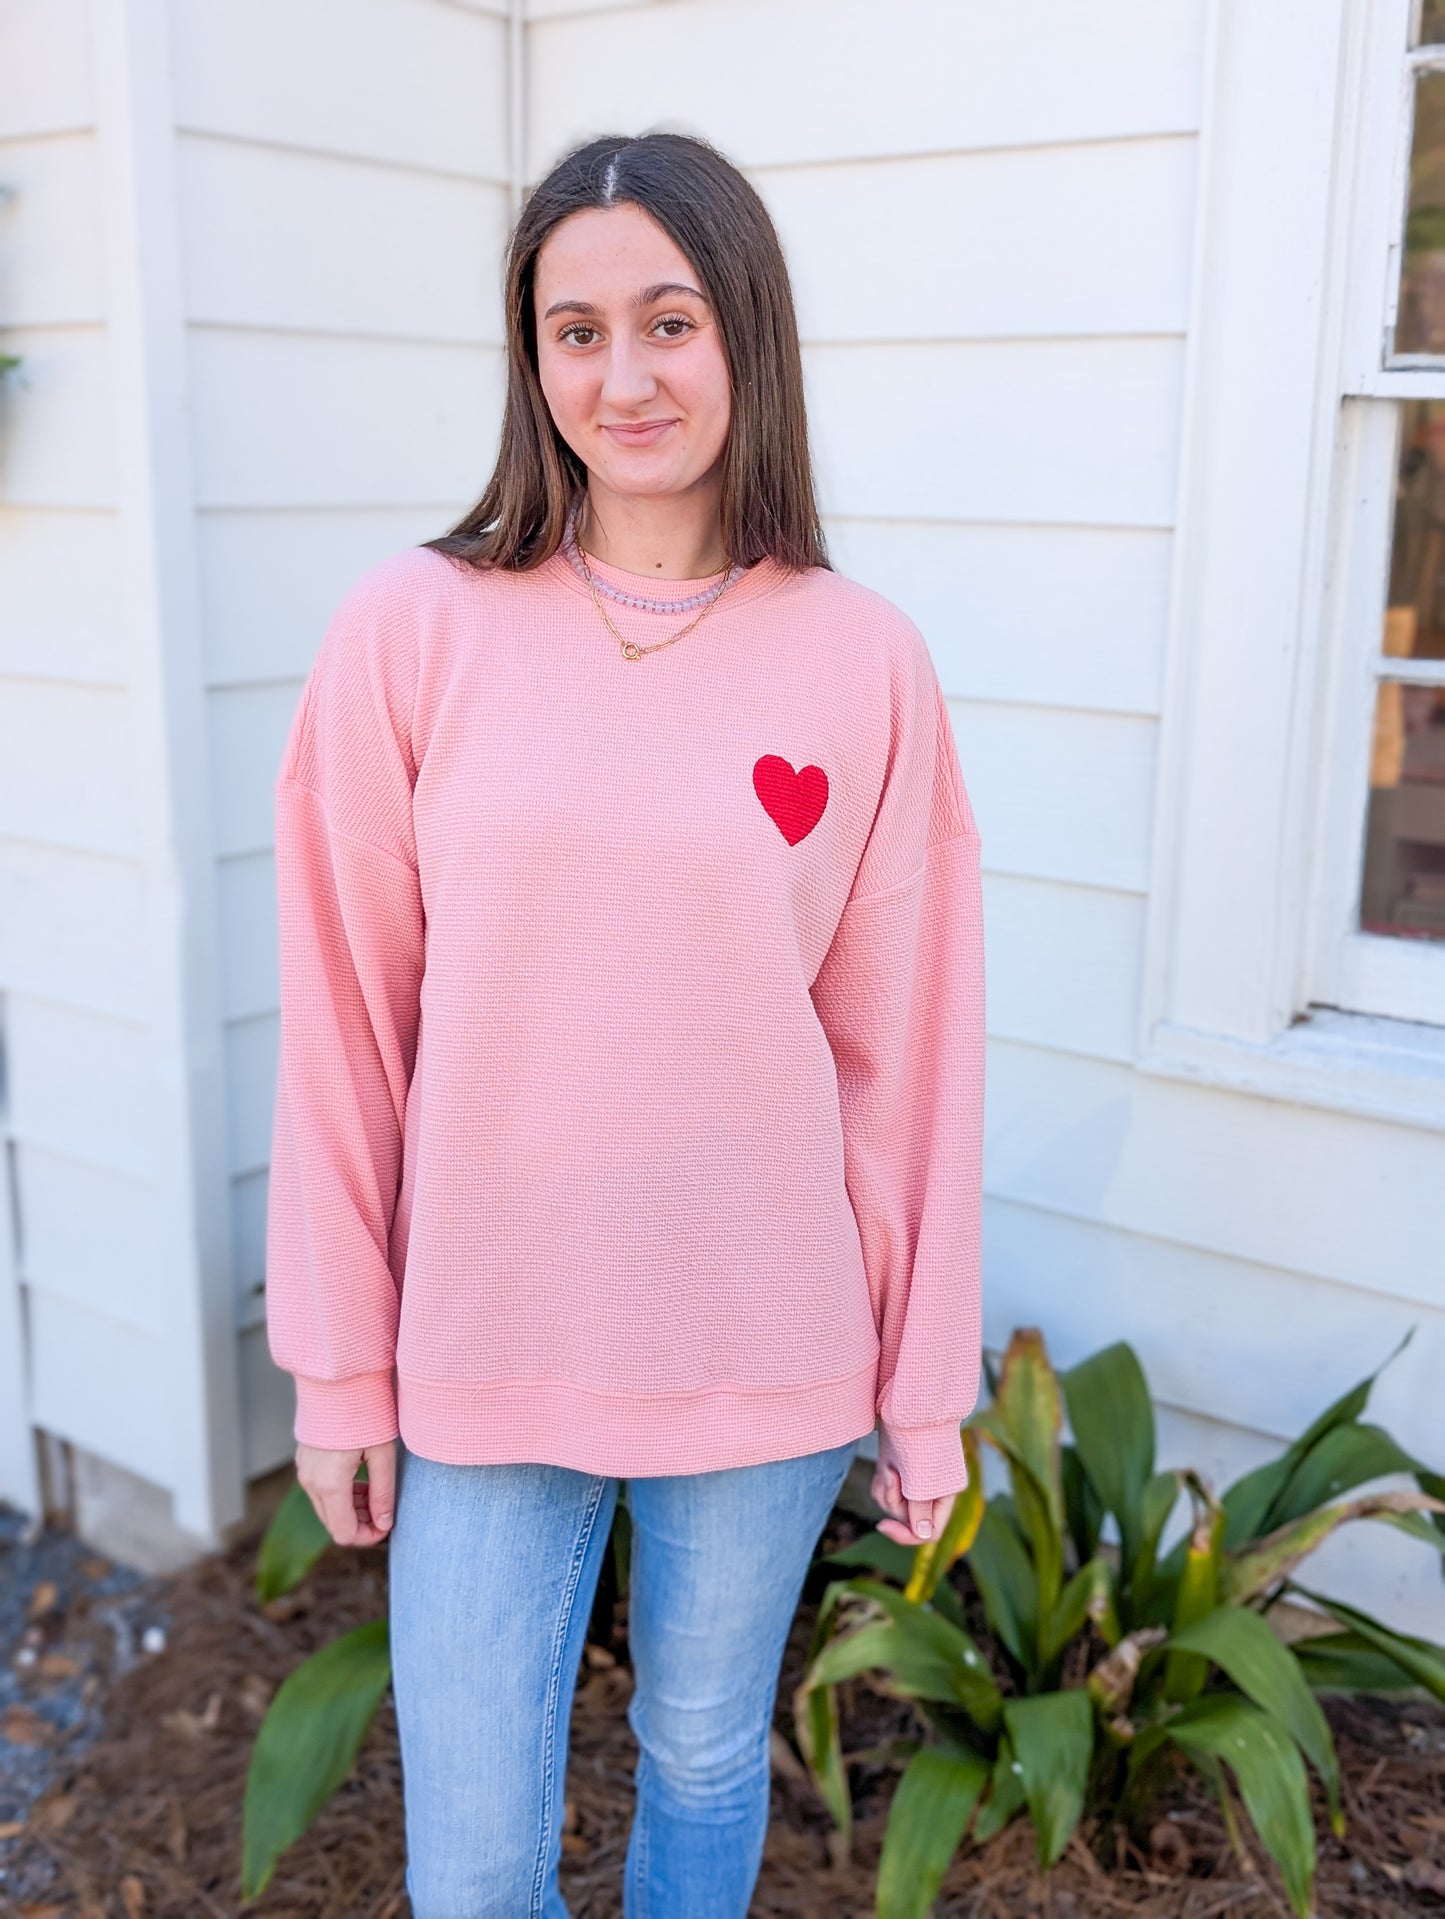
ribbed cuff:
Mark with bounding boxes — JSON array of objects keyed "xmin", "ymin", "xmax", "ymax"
[
  {"xmin": 882, "ymin": 1417, "xmax": 969, "ymax": 1503},
  {"xmin": 292, "ymin": 1369, "xmax": 400, "ymax": 1452}
]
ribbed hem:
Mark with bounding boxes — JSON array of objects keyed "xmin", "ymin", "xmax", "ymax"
[
  {"xmin": 396, "ymin": 1362, "xmax": 879, "ymax": 1479},
  {"xmin": 882, "ymin": 1417, "xmax": 969, "ymax": 1503},
  {"xmin": 292, "ymin": 1369, "xmax": 400, "ymax": 1451}
]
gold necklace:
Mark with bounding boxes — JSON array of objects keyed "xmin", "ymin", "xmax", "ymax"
[{"xmin": 573, "ymin": 531, "xmax": 740, "ymax": 662}]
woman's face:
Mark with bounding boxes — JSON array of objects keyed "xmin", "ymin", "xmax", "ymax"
[{"xmin": 533, "ymin": 203, "xmax": 732, "ymax": 504}]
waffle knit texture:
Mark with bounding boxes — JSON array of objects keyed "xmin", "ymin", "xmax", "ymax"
[{"xmin": 264, "ymin": 537, "xmax": 986, "ymax": 1502}]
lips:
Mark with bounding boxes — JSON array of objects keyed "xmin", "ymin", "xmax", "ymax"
[{"xmin": 603, "ymin": 419, "xmax": 677, "ymax": 443}]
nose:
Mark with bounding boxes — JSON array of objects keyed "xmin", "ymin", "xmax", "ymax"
[{"xmin": 599, "ymin": 329, "xmax": 660, "ymax": 411}]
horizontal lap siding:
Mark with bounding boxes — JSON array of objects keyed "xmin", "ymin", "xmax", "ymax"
[
  {"xmin": 0, "ymin": 2, "xmax": 172, "ymax": 1502},
  {"xmin": 0, "ymin": 0, "xmax": 95, "ymax": 140},
  {"xmin": 526, "ymin": 0, "xmax": 1205, "ymax": 170},
  {"xmin": 173, "ymin": 7, "xmax": 513, "ymax": 1424},
  {"xmin": 523, "ymin": 0, "xmax": 1445, "ymax": 1630},
  {"xmin": 168, "ymin": 0, "xmax": 510, "ymax": 179}
]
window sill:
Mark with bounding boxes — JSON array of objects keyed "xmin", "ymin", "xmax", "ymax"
[{"xmin": 1136, "ymin": 1007, "xmax": 1445, "ymax": 1133}]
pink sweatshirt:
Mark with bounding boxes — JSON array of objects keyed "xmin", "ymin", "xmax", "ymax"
[{"xmin": 264, "ymin": 537, "xmax": 985, "ymax": 1502}]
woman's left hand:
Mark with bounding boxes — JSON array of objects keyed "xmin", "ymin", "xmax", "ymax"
[{"xmin": 870, "ymin": 1430, "xmax": 957, "ymax": 1546}]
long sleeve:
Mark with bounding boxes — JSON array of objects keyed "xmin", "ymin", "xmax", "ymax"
[
  {"xmin": 264, "ymin": 575, "xmax": 425, "ymax": 1450},
  {"xmin": 810, "ymin": 629, "xmax": 986, "ymax": 1503}
]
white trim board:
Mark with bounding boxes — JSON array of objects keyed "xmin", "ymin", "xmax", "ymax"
[
  {"xmin": 93, "ymin": 0, "xmax": 245, "ymax": 1539},
  {"xmin": 1138, "ymin": 0, "xmax": 1445, "ymax": 1130}
]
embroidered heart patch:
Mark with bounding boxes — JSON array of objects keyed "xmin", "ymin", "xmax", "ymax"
[{"xmin": 753, "ymin": 754, "xmax": 828, "ymax": 845}]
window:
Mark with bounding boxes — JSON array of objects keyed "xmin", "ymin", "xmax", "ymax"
[
  {"xmin": 1313, "ymin": 0, "xmax": 1445, "ymax": 1026},
  {"xmin": 1136, "ymin": 0, "xmax": 1445, "ymax": 1126}
]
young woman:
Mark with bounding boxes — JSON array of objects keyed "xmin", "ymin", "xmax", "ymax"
[{"xmin": 265, "ymin": 130, "xmax": 985, "ymax": 1918}]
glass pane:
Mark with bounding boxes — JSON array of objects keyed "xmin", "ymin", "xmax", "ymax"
[
  {"xmin": 1382, "ymin": 402, "xmax": 1445, "ymax": 661},
  {"xmin": 1361, "ymin": 682, "xmax": 1445, "ymax": 936},
  {"xmin": 1365, "ymin": 405, "xmax": 1445, "ymax": 938},
  {"xmin": 1420, "ymin": 5, "xmax": 1445, "ymax": 44},
  {"xmin": 1393, "ymin": 71, "xmax": 1445, "ymax": 356}
]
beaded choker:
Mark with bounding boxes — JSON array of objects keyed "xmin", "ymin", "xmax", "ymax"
[{"xmin": 560, "ymin": 509, "xmax": 746, "ymax": 614}]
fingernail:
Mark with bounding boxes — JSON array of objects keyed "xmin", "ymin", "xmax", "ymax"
[{"xmin": 916, "ymin": 1519, "xmax": 932, "ymax": 1538}]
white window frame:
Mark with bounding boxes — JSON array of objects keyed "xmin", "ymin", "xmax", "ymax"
[
  {"xmin": 1137, "ymin": 0, "xmax": 1445, "ymax": 1133},
  {"xmin": 1315, "ymin": 10, "xmax": 1445, "ymax": 1019}
]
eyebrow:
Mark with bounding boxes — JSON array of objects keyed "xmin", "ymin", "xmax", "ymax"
[{"xmin": 541, "ymin": 282, "xmax": 709, "ymax": 320}]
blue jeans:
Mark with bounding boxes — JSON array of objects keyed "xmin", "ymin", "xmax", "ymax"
[{"xmin": 386, "ymin": 1431, "xmax": 862, "ymax": 1918}]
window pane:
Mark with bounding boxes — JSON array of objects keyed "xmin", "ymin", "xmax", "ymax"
[
  {"xmin": 1393, "ymin": 71, "xmax": 1445, "ymax": 356},
  {"xmin": 1363, "ymin": 402, "xmax": 1445, "ymax": 939},
  {"xmin": 1419, "ymin": 5, "xmax": 1445, "ymax": 44},
  {"xmin": 1382, "ymin": 402, "xmax": 1445, "ymax": 660},
  {"xmin": 1362, "ymin": 682, "xmax": 1445, "ymax": 936}
]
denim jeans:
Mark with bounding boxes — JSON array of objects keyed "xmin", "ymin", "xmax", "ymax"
[{"xmin": 386, "ymin": 1430, "xmax": 862, "ymax": 1918}]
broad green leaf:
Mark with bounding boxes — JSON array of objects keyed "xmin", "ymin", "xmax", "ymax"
[
  {"xmin": 1130, "ymin": 1471, "xmax": 1182, "ymax": 1615},
  {"xmin": 792, "ymin": 1669, "xmax": 850, "ymax": 1841},
  {"xmin": 1282, "ymin": 1329, "xmax": 1412, "ymax": 1460},
  {"xmin": 804, "ymin": 1579, "xmax": 1003, "ymax": 1732},
  {"xmin": 1219, "ymin": 1458, "xmax": 1293, "ymax": 1553},
  {"xmin": 1223, "ymin": 1491, "xmax": 1445, "ymax": 1606},
  {"xmin": 1218, "ymin": 1329, "xmax": 1415, "ymax": 1551},
  {"xmin": 907, "ymin": 1428, "xmax": 986, "ymax": 1606},
  {"xmin": 1166, "ymin": 1695, "xmax": 1317, "ymax": 1919},
  {"xmin": 1062, "ymin": 1444, "xmax": 1104, "ymax": 1566},
  {"xmin": 241, "ymin": 1618, "xmax": 392, "ymax": 1900},
  {"xmin": 1268, "ymin": 1422, "xmax": 1422, "ymax": 1528},
  {"xmin": 1292, "ymin": 1629, "xmax": 1427, "ymax": 1692},
  {"xmin": 851, "ymin": 1579, "xmax": 1002, "ymax": 1728},
  {"xmin": 975, "ymin": 1329, "xmax": 1067, "ymax": 1620},
  {"xmin": 792, "ymin": 1583, "xmax": 853, "ymax": 1841},
  {"xmin": 1061, "ymin": 1341, "xmax": 1155, "ymax": 1572},
  {"xmin": 1040, "ymin": 1556, "xmax": 1120, "ymax": 1669},
  {"xmin": 1164, "ymin": 1476, "xmax": 1224, "ymax": 1703},
  {"xmin": 972, "ymin": 1733, "xmax": 1026, "ymax": 1842},
  {"xmin": 1005, "ymin": 1455, "xmax": 1067, "ymax": 1637},
  {"xmin": 1165, "ymin": 1607, "xmax": 1341, "ymax": 1833},
  {"xmin": 1003, "ymin": 1689, "xmax": 1095, "ymax": 1868},
  {"xmin": 876, "ymin": 1743, "xmax": 990, "ymax": 1919},
  {"xmin": 1288, "ymin": 1585, "xmax": 1445, "ymax": 1702},
  {"xmin": 817, "ymin": 1529, "xmax": 968, "ymax": 1629},
  {"xmin": 254, "ymin": 1477, "xmax": 332, "ymax": 1604},
  {"xmin": 967, "ymin": 1498, "xmax": 1038, "ymax": 1669}
]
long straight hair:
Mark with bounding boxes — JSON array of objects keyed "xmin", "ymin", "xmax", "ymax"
[{"xmin": 423, "ymin": 131, "xmax": 830, "ymax": 576}]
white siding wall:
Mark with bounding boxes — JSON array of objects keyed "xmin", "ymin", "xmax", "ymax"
[
  {"xmin": 528, "ymin": 0, "xmax": 1445, "ymax": 1634},
  {"xmin": 0, "ymin": 0, "xmax": 513, "ymax": 1539},
  {"xmin": 170, "ymin": 0, "xmax": 514, "ymax": 1485},
  {"xmin": 0, "ymin": 0, "xmax": 158, "ymax": 1517}
]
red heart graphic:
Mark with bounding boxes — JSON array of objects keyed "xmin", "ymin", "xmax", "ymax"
[{"xmin": 753, "ymin": 754, "xmax": 828, "ymax": 845}]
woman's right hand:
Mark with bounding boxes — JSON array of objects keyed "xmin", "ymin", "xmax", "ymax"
[{"xmin": 296, "ymin": 1438, "xmax": 397, "ymax": 1547}]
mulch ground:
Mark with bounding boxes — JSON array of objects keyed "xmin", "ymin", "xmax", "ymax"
[{"xmin": 2, "ymin": 1468, "xmax": 1444, "ymax": 1919}]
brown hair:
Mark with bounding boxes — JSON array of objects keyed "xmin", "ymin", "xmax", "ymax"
[{"xmin": 422, "ymin": 131, "xmax": 830, "ymax": 576}]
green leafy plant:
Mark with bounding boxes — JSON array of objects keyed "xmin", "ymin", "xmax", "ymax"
[{"xmin": 793, "ymin": 1327, "xmax": 1445, "ymax": 1919}]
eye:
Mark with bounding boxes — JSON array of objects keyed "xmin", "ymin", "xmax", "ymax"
[
  {"xmin": 557, "ymin": 322, "xmax": 598, "ymax": 346},
  {"xmin": 652, "ymin": 313, "xmax": 695, "ymax": 339}
]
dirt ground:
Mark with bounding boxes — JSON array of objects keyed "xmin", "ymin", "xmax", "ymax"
[{"xmin": 2, "ymin": 1479, "xmax": 1443, "ymax": 1919}]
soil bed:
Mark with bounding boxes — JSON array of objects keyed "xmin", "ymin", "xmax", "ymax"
[{"xmin": 2, "ymin": 1480, "xmax": 1443, "ymax": 1918}]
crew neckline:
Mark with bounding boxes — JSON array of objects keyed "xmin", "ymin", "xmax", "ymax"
[{"xmin": 542, "ymin": 538, "xmax": 793, "ymax": 616}]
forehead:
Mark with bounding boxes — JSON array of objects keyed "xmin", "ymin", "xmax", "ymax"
[{"xmin": 533, "ymin": 204, "xmax": 699, "ymax": 300}]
